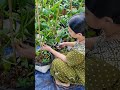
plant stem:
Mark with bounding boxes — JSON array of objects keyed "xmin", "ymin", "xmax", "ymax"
[
  {"xmin": 0, "ymin": 9, "xmax": 3, "ymax": 30},
  {"xmin": 70, "ymin": 0, "xmax": 72, "ymax": 10},
  {"xmin": 36, "ymin": 0, "xmax": 40, "ymax": 32},
  {"xmin": 80, "ymin": 0, "xmax": 84, "ymax": 7},
  {"xmin": 8, "ymin": 0, "xmax": 16, "ymax": 62},
  {"xmin": 36, "ymin": 0, "xmax": 41, "ymax": 46},
  {"xmin": 55, "ymin": 2, "xmax": 60, "ymax": 32}
]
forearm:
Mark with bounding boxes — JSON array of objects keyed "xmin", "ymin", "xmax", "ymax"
[
  {"xmin": 49, "ymin": 48, "xmax": 67, "ymax": 62},
  {"xmin": 64, "ymin": 42, "xmax": 76, "ymax": 47},
  {"xmin": 86, "ymin": 37, "xmax": 98, "ymax": 49}
]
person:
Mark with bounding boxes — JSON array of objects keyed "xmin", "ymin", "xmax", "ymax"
[
  {"xmin": 41, "ymin": 13, "xmax": 85, "ymax": 87},
  {"xmin": 85, "ymin": 0, "xmax": 120, "ymax": 89}
]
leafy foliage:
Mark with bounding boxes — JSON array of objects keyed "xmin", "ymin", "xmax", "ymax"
[
  {"xmin": 0, "ymin": 0, "xmax": 34, "ymax": 89},
  {"xmin": 35, "ymin": 0, "xmax": 84, "ymax": 64}
]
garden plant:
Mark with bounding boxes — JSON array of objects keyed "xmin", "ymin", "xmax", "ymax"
[
  {"xmin": 35, "ymin": 0, "xmax": 85, "ymax": 65},
  {"xmin": 0, "ymin": 0, "xmax": 34, "ymax": 89}
]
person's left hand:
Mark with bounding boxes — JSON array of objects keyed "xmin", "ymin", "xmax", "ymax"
[{"xmin": 41, "ymin": 44, "xmax": 52, "ymax": 51}]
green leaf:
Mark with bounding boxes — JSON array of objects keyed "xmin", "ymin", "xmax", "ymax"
[
  {"xmin": 0, "ymin": 0, "xmax": 7, "ymax": 9},
  {"xmin": 3, "ymin": 62, "xmax": 11, "ymax": 71},
  {"xmin": 42, "ymin": 59, "xmax": 50, "ymax": 63},
  {"xmin": 50, "ymin": 0, "xmax": 62, "ymax": 11},
  {"xmin": 21, "ymin": 59, "xmax": 29, "ymax": 68},
  {"xmin": 17, "ymin": 78, "xmax": 27, "ymax": 87},
  {"xmin": 43, "ymin": 0, "xmax": 47, "ymax": 6}
]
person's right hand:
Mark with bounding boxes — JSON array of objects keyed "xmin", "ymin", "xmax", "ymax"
[
  {"xmin": 15, "ymin": 42, "xmax": 35, "ymax": 59},
  {"xmin": 41, "ymin": 44, "xmax": 52, "ymax": 52}
]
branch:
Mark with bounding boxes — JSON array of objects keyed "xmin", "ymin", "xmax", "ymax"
[{"xmin": 8, "ymin": 0, "xmax": 16, "ymax": 62}]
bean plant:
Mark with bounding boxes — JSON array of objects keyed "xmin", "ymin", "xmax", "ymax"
[
  {"xmin": 0, "ymin": 0, "xmax": 34, "ymax": 89},
  {"xmin": 35, "ymin": 0, "xmax": 84, "ymax": 64}
]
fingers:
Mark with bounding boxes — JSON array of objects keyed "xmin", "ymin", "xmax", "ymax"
[
  {"xmin": 57, "ymin": 42, "xmax": 65, "ymax": 49},
  {"xmin": 41, "ymin": 45, "xmax": 45, "ymax": 50},
  {"xmin": 19, "ymin": 42, "xmax": 29, "ymax": 48},
  {"xmin": 41, "ymin": 44, "xmax": 48, "ymax": 50},
  {"xmin": 40, "ymin": 46, "xmax": 43, "ymax": 50},
  {"xmin": 14, "ymin": 39, "xmax": 24, "ymax": 49},
  {"xmin": 59, "ymin": 42, "xmax": 65, "ymax": 46},
  {"xmin": 15, "ymin": 43, "xmax": 22, "ymax": 51},
  {"xmin": 14, "ymin": 40, "xmax": 25, "ymax": 51},
  {"xmin": 42, "ymin": 44, "xmax": 47, "ymax": 47}
]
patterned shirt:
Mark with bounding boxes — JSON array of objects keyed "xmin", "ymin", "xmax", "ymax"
[
  {"xmin": 86, "ymin": 32, "xmax": 120, "ymax": 70},
  {"xmin": 73, "ymin": 41, "xmax": 85, "ymax": 55}
]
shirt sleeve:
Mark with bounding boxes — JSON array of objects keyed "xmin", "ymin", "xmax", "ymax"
[{"xmin": 66, "ymin": 50, "xmax": 85, "ymax": 67}]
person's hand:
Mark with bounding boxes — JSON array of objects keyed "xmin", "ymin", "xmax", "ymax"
[
  {"xmin": 15, "ymin": 42, "xmax": 35, "ymax": 59},
  {"xmin": 41, "ymin": 44, "xmax": 52, "ymax": 51},
  {"xmin": 57, "ymin": 42, "xmax": 66, "ymax": 49}
]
